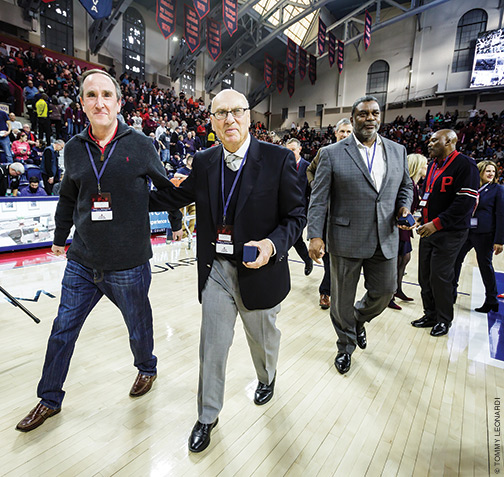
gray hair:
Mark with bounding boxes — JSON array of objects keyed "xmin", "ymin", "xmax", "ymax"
[
  {"xmin": 9, "ymin": 162, "xmax": 25, "ymax": 174},
  {"xmin": 54, "ymin": 139, "xmax": 65, "ymax": 147},
  {"xmin": 335, "ymin": 118, "xmax": 351, "ymax": 131},
  {"xmin": 351, "ymin": 95, "xmax": 380, "ymax": 117},
  {"xmin": 79, "ymin": 69, "xmax": 122, "ymax": 101},
  {"xmin": 286, "ymin": 137, "xmax": 301, "ymax": 148}
]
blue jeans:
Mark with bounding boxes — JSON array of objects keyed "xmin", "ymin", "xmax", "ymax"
[
  {"xmin": 0, "ymin": 134, "xmax": 13, "ymax": 162},
  {"xmin": 160, "ymin": 148, "xmax": 170, "ymax": 163},
  {"xmin": 37, "ymin": 260, "xmax": 157, "ymax": 409}
]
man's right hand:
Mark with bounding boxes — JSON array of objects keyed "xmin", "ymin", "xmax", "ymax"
[
  {"xmin": 309, "ymin": 237, "xmax": 325, "ymax": 264},
  {"xmin": 52, "ymin": 245, "xmax": 66, "ymax": 256}
]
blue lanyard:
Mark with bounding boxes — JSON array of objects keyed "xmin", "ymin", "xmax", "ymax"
[
  {"xmin": 85, "ymin": 141, "xmax": 117, "ymax": 194},
  {"xmin": 220, "ymin": 148, "xmax": 249, "ymax": 225},
  {"xmin": 365, "ymin": 140, "xmax": 377, "ymax": 174}
]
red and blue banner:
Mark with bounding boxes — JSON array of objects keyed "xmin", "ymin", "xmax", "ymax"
[
  {"xmin": 184, "ymin": 5, "xmax": 200, "ymax": 53},
  {"xmin": 286, "ymin": 38, "xmax": 296, "ymax": 74},
  {"xmin": 264, "ymin": 54, "xmax": 274, "ymax": 88},
  {"xmin": 288, "ymin": 70, "xmax": 295, "ymax": 98},
  {"xmin": 309, "ymin": 54, "xmax": 317, "ymax": 85},
  {"xmin": 78, "ymin": 0, "xmax": 112, "ymax": 19},
  {"xmin": 328, "ymin": 31, "xmax": 336, "ymax": 67},
  {"xmin": 156, "ymin": 0, "xmax": 176, "ymax": 40},
  {"xmin": 277, "ymin": 62, "xmax": 285, "ymax": 94},
  {"xmin": 207, "ymin": 18, "xmax": 221, "ymax": 61},
  {"xmin": 299, "ymin": 47, "xmax": 307, "ymax": 80},
  {"xmin": 364, "ymin": 10, "xmax": 372, "ymax": 50},
  {"xmin": 318, "ymin": 18, "xmax": 326, "ymax": 56},
  {"xmin": 223, "ymin": 0, "xmax": 238, "ymax": 37},
  {"xmin": 337, "ymin": 40, "xmax": 344, "ymax": 74},
  {"xmin": 193, "ymin": 0, "xmax": 210, "ymax": 19}
]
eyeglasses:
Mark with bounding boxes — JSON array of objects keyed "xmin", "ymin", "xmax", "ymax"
[{"xmin": 211, "ymin": 108, "xmax": 249, "ymax": 120}]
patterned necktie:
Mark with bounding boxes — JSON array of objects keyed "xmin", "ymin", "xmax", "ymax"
[{"xmin": 225, "ymin": 153, "xmax": 242, "ymax": 172}]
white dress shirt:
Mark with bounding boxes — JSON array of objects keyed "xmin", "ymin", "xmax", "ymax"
[{"xmin": 353, "ymin": 133, "xmax": 386, "ymax": 191}]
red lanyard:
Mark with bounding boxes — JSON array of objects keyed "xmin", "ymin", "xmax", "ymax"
[{"xmin": 425, "ymin": 151, "xmax": 459, "ymax": 193}]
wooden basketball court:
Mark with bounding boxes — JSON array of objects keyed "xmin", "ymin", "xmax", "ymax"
[{"xmin": 0, "ymin": 235, "xmax": 502, "ymax": 476}]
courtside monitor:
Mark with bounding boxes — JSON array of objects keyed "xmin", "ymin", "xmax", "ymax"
[{"xmin": 470, "ymin": 28, "xmax": 504, "ymax": 88}]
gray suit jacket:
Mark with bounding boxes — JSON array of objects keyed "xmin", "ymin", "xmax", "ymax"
[{"xmin": 307, "ymin": 134, "xmax": 413, "ymax": 260}]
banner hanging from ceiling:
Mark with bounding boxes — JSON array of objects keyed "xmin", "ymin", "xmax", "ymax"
[
  {"xmin": 337, "ymin": 40, "xmax": 344, "ymax": 74},
  {"xmin": 328, "ymin": 31, "xmax": 336, "ymax": 67},
  {"xmin": 156, "ymin": 0, "xmax": 176, "ymax": 40},
  {"xmin": 318, "ymin": 18, "xmax": 326, "ymax": 56},
  {"xmin": 299, "ymin": 47, "xmax": 307, "ymax": 80},
  {"xmin": 194, "ymin": 0, "xmax": 210, "ymax": 19},
  {"xmin": 286, "ymin": 38, "xmax": 297, "ymax": 74},
  {"xmin": 223, "ymin": 0, "xmax": 238, "ymax": 37},
  {"xmin": 78, "ymin": 0, "xmax": 112, "ymax": 19},
  {"xmin": 184, "ymin": 5, "xmax": 200, "ymax": 53},
  {"xmin": 277, "ymin": 62, "xmax": 285, "ymax": 93},
  {"xmin": 264, "ymin": 54, "xmax": 274, "ymax": 88},
  {"xmin": 207, "ymin": 18, "xmax": 221, "ymax": 61},
  {"xmin": 288, "ymin": 70, "xmax": 295, "ymax": 98},
  {"xmin": 309, "ymin": 54, "xmax": 317, "ymax": 85},
  {"xmin": 364, "ymin": 10, "xmax": 372, "ymax": 50}
]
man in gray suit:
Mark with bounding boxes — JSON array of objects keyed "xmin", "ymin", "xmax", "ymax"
[{"xmin": 307, "ymin": 95, "xmax": 413, "ymax": 374}]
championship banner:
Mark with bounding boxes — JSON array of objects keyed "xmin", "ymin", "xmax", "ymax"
[
  {"xmin": 78, "ymin": 0, "xmax": 112, "ymax": 19},
  {"xmin": 299, "ymin": 47, "xmax": 307, "ymax": 80},
  {"xmin": 223, "ymin": 0, "xmax": 238, "ymax": 37},
  {"xmin": 207, "ymin": 18, "xmax": 221, "ymax": 61},
  {"xmin": 337, "ymin": 40, "xmax": 344, "ymax": 74},
  {"xmin": 277, "ymin": 62, "xmax": 285, "ymax": 94},
  {"xmin": 286, "ymin": 38, "xmax": 296, "ymax": 74},
  {"xmin": 264, "ymin": 54, "xmax": 274, "ymax": 87},
  {"xmin": 328, "ymin": 31, "xmax": 336, "ymax": 67},
  {"xmin": 318, "ymin": 18, "xmax": 326, "ymax": 56},
  {"xmin": 364, "ymin": 10, "xmax": 372, "ymax": 50},
  {"xmin": 156, "ymin": 0, "xmax": 176, "ymax": 40},
  {"xmin": 193, "ymin": 0, "xmax": 209, "ymax": 19},
  {"xmin": 309, "ymin": 54, "xmax": 317, "ymax": 85},
  {"xmin": 288, "ymin": 70, "xmax": 295, "ymax": 98},
  {"xmin": 184, "ymin": 5, "xmax": 200, "ymax": 53}
]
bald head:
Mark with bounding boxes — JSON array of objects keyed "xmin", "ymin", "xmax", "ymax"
[{"xmin": 428, "ymin": 129, "xmax": 458, "ymax": 160}]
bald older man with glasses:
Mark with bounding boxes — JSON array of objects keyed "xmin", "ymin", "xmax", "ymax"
[{"xmin": 150, "ymin": 89, "xmax": 305, "ymax": 453}]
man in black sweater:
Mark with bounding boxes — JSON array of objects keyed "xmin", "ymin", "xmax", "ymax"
[
  {"xmin": 412, "ymin": 129, "xmax": 479, "ymax": 336},
  {"xmin": 16, "ymin": 69, "xmax": 174, "ymax": 432}
]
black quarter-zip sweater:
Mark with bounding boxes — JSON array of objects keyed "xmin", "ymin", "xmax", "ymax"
[{"xmin": 54, "ymin": 121, "xmax": 172, "ymax": 271}]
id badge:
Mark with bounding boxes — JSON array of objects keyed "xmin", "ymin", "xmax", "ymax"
[
  {"xmin": 470, "ymin": 217, "xmax": 478, "ymax": 228},
  {"xmin": 91, "ymin": 193, "xmax": 113, "ymax": 221},
  {"xmin": 419, "ymin": 192, "xmax": 430, "ymax": 208},
  {"xmin": 216, "ymin": 224, "xmax": 234, "ymax": 254}
]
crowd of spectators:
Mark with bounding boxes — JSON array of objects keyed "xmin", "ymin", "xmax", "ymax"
[{"xmin": 2, "ymin": 40, "xmax": 504, "ymax": 196}]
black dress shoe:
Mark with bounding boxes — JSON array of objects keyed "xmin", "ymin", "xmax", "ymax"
[
  {"xmin": 411, "ymin": 316, "xmax": 437, "ymax": 328},
  {"xmin": 188, "ymin": 419, "xmax": 218, "ymax": 453},
  {"xmin": 356, "ymin": 323, "xmax": 367, "ymax": 349},
  {"xmin": 430, "ymin": 322, "xmax": 451, "ymax": 337},
  {"xmin": 475, "ymin": 303, "xmax": 499, "ymax": 313},
  {"xmin": 334, "ymin": 352, "xmax": 351, "ymax": 374},
  {"xmin": 304, "ymin": 259, "xmax": 313, "ymax": 276},
  {"xmin": 254, "ymin": 376, "xmax": 275, "ymax": 405}
]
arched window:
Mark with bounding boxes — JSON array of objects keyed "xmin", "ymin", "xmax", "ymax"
[
  {"xmin": 366, "ymin": 60, "xmax": 389, "ymax": 109},
  {"xmin": 123, "ymin": 8, "xmax": 145, "ymax": 79},
  {"xmin": 40, "ymin": 0, "xmax": 73, "ymax": 55},
  {"xmin": 452, "ymin": 9, "xmax": 488, "ymax": 73}
]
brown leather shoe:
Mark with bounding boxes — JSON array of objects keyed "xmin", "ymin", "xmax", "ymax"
[
  {"xmin": 16, "ymin": 403, "xmax": 61, "ymax": 432},
  {"xmin": 319, "ymin": 294, "xmax": 330, "ymax": 310},
  {"xmin": 129, "ymin": 373, "xmax": 157, "ymax": 397}
]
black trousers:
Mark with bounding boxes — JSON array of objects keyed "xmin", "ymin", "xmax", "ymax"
[
  {"xmin": 453, "ymin": 232, "xmax": 498, "ymax": 305},
  {"xmin": 418, "ymin": 229, "xmax": 468, "ymax": 325},
  {"xmin": 293, "ymin": 234, "xmax": 310, "ymax": 264}
]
